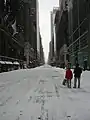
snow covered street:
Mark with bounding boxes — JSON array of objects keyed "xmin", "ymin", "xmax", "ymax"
[{"xmin": 0, "ymin": 65, "xmax": 90, "ymax": 120}]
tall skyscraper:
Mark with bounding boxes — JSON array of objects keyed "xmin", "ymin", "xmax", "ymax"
[{"xmin": 50, "ymin": 7, "xmax": 59, "ymax": 59}]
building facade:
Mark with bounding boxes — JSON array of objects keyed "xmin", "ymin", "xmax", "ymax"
[
  {"xmin": 0, "ymin": 0, "xmax": 44, "ymax": 72},
  {"xmin": 48, "ymin": 7, "xmax": 59, "ymax": 65},
  {"xmin": 68, "ymin": 0, "xmax": 90, "ymax": 69},
  {"xmin": 54, "ymin": 0, "xmax": 69, "ymax": 67},
  {"xmin": 0, "ymin": 0, "xmax": 24, "ymax": 72}
]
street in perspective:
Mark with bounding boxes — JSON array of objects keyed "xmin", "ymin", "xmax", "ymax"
[
  {"xmin": 0, "ymin": 0, "xmax": 90, "ymax": 120},
  {"xmin": 0, "ymin": 65, "xmax": 90, "ymax": 120}
]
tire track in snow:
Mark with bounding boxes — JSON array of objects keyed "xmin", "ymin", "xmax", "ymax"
[
  {"xmin": 52, "ymin": 75, "xmax": 60, "ymax": 98},
  {"xmin": 54, "ymin": 84, "xmax": 60, "ymax": 98},
  {"xmin": 0, "ymin": 96, "xmax": 12, "ymax": 106},
  {"xmin": 27, "ymin": 78, "xmax": 50, "ymax": 120}
]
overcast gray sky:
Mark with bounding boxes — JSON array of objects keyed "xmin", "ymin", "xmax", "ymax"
[{"xmin": 39, "ymin": 0, "xmax": 59, "ymax": 62}]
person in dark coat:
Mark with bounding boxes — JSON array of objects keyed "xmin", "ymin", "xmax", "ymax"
[{"xmin": 73, "ymin": 63, "xmax": 82, "ymax": 88}]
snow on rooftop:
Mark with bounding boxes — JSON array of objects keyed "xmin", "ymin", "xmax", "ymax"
[
  {"xmin": 0, "ymin": 61, "xmax": 13, "ymax": 65},
  {"xmin": 13, "ymin": 61, "xmax": 19, "ymax": 65},
  {"xmin": 0, "ymin": 61, "xmax": 5, "ymax": 64}
]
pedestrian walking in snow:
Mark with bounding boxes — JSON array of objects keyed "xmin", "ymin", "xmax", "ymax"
[
  {"xmin": 73, "ymin": 63, "xmax": 82, "ymax": 88},
  {"xmin": 65, "ymin": 66, "xmax": 73, "ymax": 88}
]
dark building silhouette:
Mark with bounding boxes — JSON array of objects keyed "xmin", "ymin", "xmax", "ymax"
[
  {"xmin": 55, "ymin": 1, "xmax": 68, "ymax": 67},
  {"xmin": 0, "ymin": 0, "xmax": 44, "ymax": 72},
  {"xmin": 68, "ymin": 0, "xmax": 90, "ymax": 69}
]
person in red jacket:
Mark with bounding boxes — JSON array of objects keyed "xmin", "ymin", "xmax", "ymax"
[{"xmin": 65, "ymin": 67, "xmax": 73, "ymax": 88}]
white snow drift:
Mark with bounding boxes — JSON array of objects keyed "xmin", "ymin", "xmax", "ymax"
[{"xmin": 0, "ymin": 65, "xmax": 90, "ymax": 120}]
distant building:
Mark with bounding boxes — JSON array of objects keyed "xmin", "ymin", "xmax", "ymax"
[
  {"xmin": 48, "ymin": 41, "xmax": 53, "ymax": 65},
  {"xmin": 54, "ymin": 0, "xmax": 69, "ymax": 67},
  {"xmin": 39, "ymin": 35, "xmax": 45, "ymax": 64},
  {"xmin": 49, "ymin": 7, "xmax": 59, "ymax": 64}
]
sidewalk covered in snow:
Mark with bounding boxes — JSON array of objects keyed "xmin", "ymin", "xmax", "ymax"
[{"xmin": 0, "ymin": 65, "xmax": 90, "ymax": 120}]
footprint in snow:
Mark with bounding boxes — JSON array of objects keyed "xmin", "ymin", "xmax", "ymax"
[{"xmin": 16, "ymin": 100, "xmax": 20, "ymax": 105}]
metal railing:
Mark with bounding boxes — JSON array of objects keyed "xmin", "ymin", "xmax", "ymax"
[
  {"xmin": 68, "ymin": 30, "xmax": 88, "ymax": 55},
  {"xmin": 68, "ymin": 30, "xmax": 88, "ymax": 48},
  {"xmin": 69, "ymin": 17, "xmax": 88, "ymax": 39}
]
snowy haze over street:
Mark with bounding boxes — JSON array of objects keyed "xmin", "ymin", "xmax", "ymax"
[
  {"xmin": 39, "ymin": 0, "xmax": 59, "ymax": 61},
  {"xmin": 0, "ymin": 65, "xmax": 90, "ymax": 120}
]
